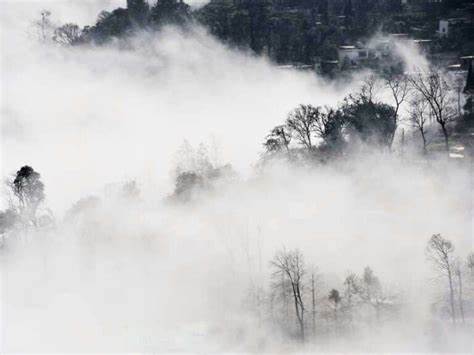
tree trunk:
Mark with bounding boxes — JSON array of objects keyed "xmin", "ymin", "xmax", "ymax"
[
  {"xmin": 447, "ymin": 267, "xmax": 456, "ymax": 324},
  {"xmin": 389, "ymin": 108, "xmax": 399, "ymax": 150},
  {"xmin": 299, "ymin": 310, "xmax": 305, "ymax": 342},
  {"xmin": 375, "ymin": 303, "xmax": 381, "ymax": 324},
  {"xmin": 457, "ymin": 270, "xmax": 465, "ymax": 324},
  {"xmin": 311, "ymin": 274, "xmax": 316, "ymax": 336},
  {"xmin": 292, "ymin": 284, "xmax": 304, "ymax": 342},
  {"xmin": 420, "ymin": 129, "xmax": 427, "ymax": 155},
  {"xmin": 440, "ymin": 123, "xmax": 449, "ymax": 154}
]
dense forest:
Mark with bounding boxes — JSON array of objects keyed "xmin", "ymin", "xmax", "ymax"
[{"xmin": 41, "ymin": 0, "xmax": 474, "ymax": 68}]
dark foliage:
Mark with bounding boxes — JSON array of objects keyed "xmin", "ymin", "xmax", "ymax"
[
  {"xmin": 341, "ymin": 96, "xmax": 396, "ymax": 148},
  {"xmin": 149, "ymin": 0, "xmax": 191, "ymax": 28},
  {"xmin": 13, "ymin": 166, "xmax": 45, "ymax": 212},
  {"xmin": 83, "ymin": 9, "xmax": 132, "ymax": 44}
]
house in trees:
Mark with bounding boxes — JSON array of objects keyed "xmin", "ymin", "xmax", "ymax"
[
  {"xmin": 460, "ymin": 55, "xmax": 474, "ymax": 70},
  {"xmin": 338, "ymin": 45, "xmax": 368, "ymax": 68},
  {"xmin": 438, "ymin": 18, "xmax": 471, "ymax": 38},
  {"xmin": 320, "ymin": 59, "xmax": 339, "ymax": 76},
  {"xmin": 412, "ymin": 39, "xmax": 433, "ymax": 54}
]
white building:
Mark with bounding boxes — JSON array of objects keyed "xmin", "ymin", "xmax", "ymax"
[
  {"xmin": 438, "ymin": 18, "xmax": 468, "ymax": 38},
  {"xmin": 439, "ymin": 20, "xmax": 449, "ymax": 37},
  {"xmin": 338, "ymin": 46, "xmax": 368, "ymax": 67}
]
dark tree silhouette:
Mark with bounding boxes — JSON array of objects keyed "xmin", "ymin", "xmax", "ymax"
[
  {"xmin": 53, "ymin": 23, "xmax": 82, "ymax": 45},
  {"xmin": 10, "ymin": 166, "xmax": 45, "ymax": 225},
  {"xmin": 173, "ymin": 171, "xmax": 204, "ymax": 200},
  {"xmin": 409, "ymin": 70, "xmax": 457, "ymax": 153},
  {"xmin": 328, "ymin": 289, "xmax": 341, "ymax": 323},
  {"xmin": 286, "ymin": 104, "xmax": 320, "ymax": 150},
  {"xmin": 264, "ymin": 125, "xmax": 292, "ymax": 155},
  {"xmin": 341, "ymin": 95, "xmax": 397, "ymax": 148},
  {"xmin": 408, "ymin": 96, "xmax": 430, "ymax": 155},
  {"xmin": 271, "ymin": 248, "xmax": 306, "ymax": 342},
  {"xmin": 149, "ymin": 0, "xmax": 191, "ymax": 28},
  {"xmin": 127, "ymin": 0, "xmax": 149, "ymax": 26}
]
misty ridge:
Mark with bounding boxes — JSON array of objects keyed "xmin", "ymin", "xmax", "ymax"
[{"xmin": 0, "ymin": 0, "xmax": 473, "ymax": 353}]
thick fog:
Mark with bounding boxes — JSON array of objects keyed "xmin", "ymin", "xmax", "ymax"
[
  {"xmin": 0, "ymin": 1, "xmax": 472, "ymax": 353},
  {"xmin": 1, "ymin": 4, "xmax": 354, "ymax": 213}
]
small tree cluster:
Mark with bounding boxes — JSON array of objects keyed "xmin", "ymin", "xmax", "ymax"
[
  {"xmin": 263, "ymin": 79, "xmax": 398, "ymax": 161},
  {"xmin": 1, "ymin": 166, "xmax": 49, "ymax": 240},
  {"xmin": 262, "ymin": 248, "xmax": 398, "ymax": 343},
  {"xmin": 426, "ymin": 234, "xmax": 472, "ymax": 324},
  {"xmin": 408, "ymin": 69, "xmax": 458, "ymax": 154},
  {"xmin": 170, "ymin": 141, "xmax": 235, "ymax": 202},
  {"xmin": 264, "ymin": 68, "xmax": 464, "ymax": 162}
]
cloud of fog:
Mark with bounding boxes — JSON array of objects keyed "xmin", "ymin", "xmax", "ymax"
[
  {"xmin": 1, "ymin": 7, "xmax": 354, "ymax": 213},
  {"xmin": 0, "ymin": 1, "xmax": 472, "ymax": 353},
  {"xmin": 1, "ymin": 156, "xmax": 472, "ymax": 352}
]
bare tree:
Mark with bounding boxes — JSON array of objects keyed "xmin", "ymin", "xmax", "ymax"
[
  {"xmin": 385, "ymin": 73, "xmax": 410, "ymax": 148},
  {"xmin": 286, "ymin": 105, "xmax": 319, "ymax": 150},
  {"xmin": 361, "ymin": 266, "xmax": 385, "ymax": 322},
  {"xmin": 343, "ymin": 273, "xmax": 359, "ymax": 324},
  {"xmin": 53, "ymin": 23, "xmax": 82, "ymax": 45},
  {"xmin": 264, "ymin": 125, "xmax": 292, "ymax": 155},
  {"xmin": 270, "ymin": 268, "xmax": 292, "ymax": 326},
  {"xmin": 408, "ymin": 96, "xmax": 430, "ymax": 154},
  {"xmin": 32, "ymin": 10, "xmax": 54, "ymax": 43},
  {"xmin": 467, "ymin": 252, "xmax": 474, "ymax": 277},
  {"xmin": 454, "ymin": 260, "xmax": 465, "ymax": 323},
  {"xmin": 409, "ymin": 70, "xmax": 457, "ymax": 153},
  {"xmin": 344, "ymin": 267, "xmax": 390, "ymax": 323},
  {"xmin": 452, "ymin": 73, "xmax": 465, "ymax": 119},
  {"xmin": 271, "ymin": 248, "xmax": 306, "ymax": 341},
  {"xmin": 310, "ymin": 270, "xmax": 320, "ymax": 336},
  {"xmin": 426, "ymin": 234, "xmax": 456, "ymax": 323},
  {"xmin": 313, "ymin": 106, "xmax": 344, "ymax": 146},
  {"xmin": 358, "ymin": 74, "xmax": 380, "ymax": 103}
]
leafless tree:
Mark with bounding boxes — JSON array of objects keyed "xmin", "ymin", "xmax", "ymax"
[
  {"xmin": 358, "ymin": 74, "xmax": 380, "ymax": 103},
  {"xmin": 271, "ymin": 248, "xmax": 306, "ymax": 341},
  {"xmin": 264, "ymin": 125, "xmax": 292, "ymax": 155},
  {"xmin": 360, "ymin": 266, "xmax": 385, "ymax": 322},
  {"xmin": 53, "ymin": 23, "xmax": 82, "ymax": 46},
  {"xmin": 309, "ymin": 270, "xmax": 321, "ymax": 336},
  {"xmin": 286, "ymin": 105, "xmax": 319, "ymax": 150},
  {"xmin": 344, "ymin": 267, "xmax": 391, "ymax": 323},
  {"xmin": 385, "ymin": 73, "xmax": 410, "ymax": 148},
  {"xmin": 452, "ymin": 73, "xmax": 465, "ymax": 118},
  {"xmin": 426, "ymin": 234, "xmax": 456, "ymax": 323},
  {"xmin": 409, "ymin": 70, "xmax": 457, "ymax": 153},
  {"xmin": 343, "ymin": 273, "xmax": 358, "ymax": 316},
  {"xmin": 313, "ymin": 106, "xmax": 343, "ymax": 143},
  {"xmin": 270, "ymin": 269, "xmax": 292, "ymax": 326},
  {"xmin": 454, "ymin": 260, "xmax": 465, "ymax": 323},
  {"xmin": 32, "ymin": 10, "xmax": 54, "ymax": 43},
  {"xmin": 467, "ymin": 252, "xmax": 474, "ymax": 277},
  {"xmin": 408, "ymin": 96, "xmax": 430, "ymax": 154}
]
